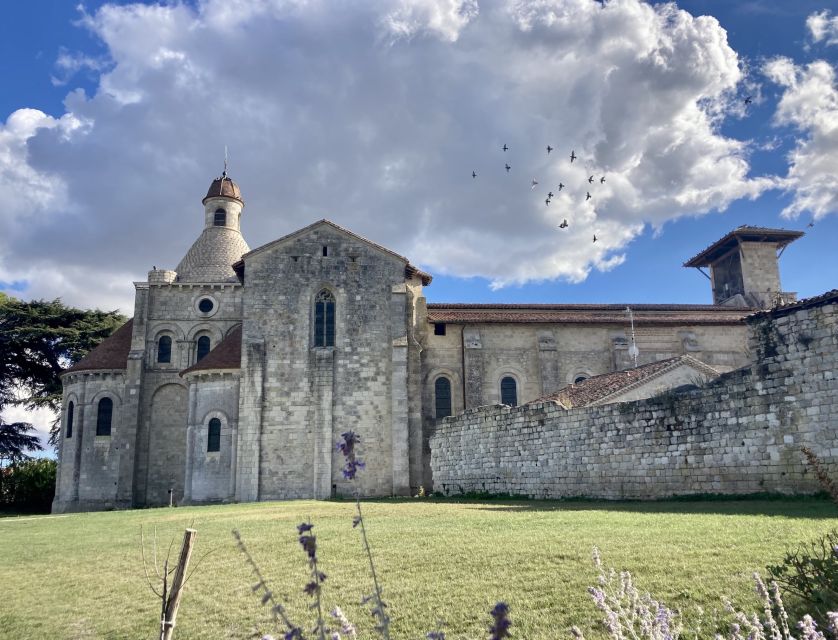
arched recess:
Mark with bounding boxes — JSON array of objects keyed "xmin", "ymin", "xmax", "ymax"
[
  {"xmin": 200, "ymin": 410, "xmax": 230, "ymax": 454},
  {"xmin": 424, "ymin": 367, "xmax": 463, "ymax": 419},
  {"xmin": 493, "ymin": 366, "xmax": 527, "ymax": 406},
  {"xmin": 146, "ymin": 383, "xmax": 188, "ymax": 506}
]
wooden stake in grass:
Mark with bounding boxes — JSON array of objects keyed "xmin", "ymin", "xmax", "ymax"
[{"xmin": 161, "ymin": 528, "xmax": 196, "ymax": 640}]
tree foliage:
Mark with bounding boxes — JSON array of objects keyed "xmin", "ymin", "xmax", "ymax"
[
  {"xmin": 0, "ymin": 458, "xmax": 56, "ymax": 512},
  {"xmin": 0, "ymin": 292, "xmax": 126, "ymax": 446}
]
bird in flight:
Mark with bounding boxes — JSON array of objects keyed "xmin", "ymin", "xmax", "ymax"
[
  {"xmin": 547, "ymin": 145, "xmax": 553, "ymax": 155},
  {"xmin": 593, "ymin": 234, "xmax": 597, "ymax": 243},
  {"xmin": 588, "ymin": 175, "xmax": 594, "ymax": 184},
  {"xmin": 531, "ymin": 179, "xmax": 539, "ymax": 190},
  {"xmin": 586, "ymin": 192, "xmax": 592, "ymax": 201},
  {"xmin": 503, "ymin": 144, "xmax": 508, "ymax": 152},
  {"xmin": 744, "ymin": 96, "xmax": 753, "ymax": 105},
  {"xmin": 600, "ymin": 176, "xmax": 606, "ymax": 184},
  {"xmin": 558, "ymin": 182, "xmax": 565, "ymax": 191},
  {"xmin": 505, "ymin": 163, "xmax": 511, "ymax": 173},
  {"xmin": 807, "ymin": 221, "xmax": 815, "ymax": 228},
  {"xmin": 559, "ymin": 219, "xmax": 568, "ymax": 229},
  {"xmin": 545, "ymin": 198, "xmax": 551, "ymax": 206},
  {"xmin": 570, "ymin": 150, "xmax": 576, "ymax": 163},
  {"xmin": 472, "ymin": 171, "xmax": 477, "ymax": 178},
  {"xmin": 547, "ymin": 191, "xmax": 554, "ymax": 199}
]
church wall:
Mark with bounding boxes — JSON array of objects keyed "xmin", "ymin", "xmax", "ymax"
[
  {"xmin": 431, "ymin": 298, "xmax": 838, "ymax": 499},
  {"xmin": 236, "ymin": 226, "xmax": 415, "ymax": 500},
  {"xmin": 185, "ymin": 374, "xmax": 239, "ymax": 503}
]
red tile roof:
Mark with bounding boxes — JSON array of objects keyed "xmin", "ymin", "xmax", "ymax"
[
  {"xmin": 746, "ymin": 289, "xmax": 838, "ymax": 321},
  {"xmin": 63, "ymin": 320, "xmax": 134, "ymax": 374},
  {"xmin": 683, "ymin": 226, "xmax": 803, "ymax": 267},
  {"xmin": 535, "ymin": 355, "xmax": 719, "ymax": 408},
  {"xmin": 427, "ymin": 303, "xmax": 751, "ymax": 325},
  {"xmin": 180, "ymin": 325, "xmax": 242, "ymax": 376}
]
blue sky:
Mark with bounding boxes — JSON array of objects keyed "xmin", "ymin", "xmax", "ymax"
[{"xmin": 0, "ymin": 0, "xmax": 836, "ymax": 313}]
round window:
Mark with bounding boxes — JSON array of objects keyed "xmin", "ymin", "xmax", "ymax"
[{"xmin": 198, "ymin": 298, "xmax": 214, "ymax": 313}]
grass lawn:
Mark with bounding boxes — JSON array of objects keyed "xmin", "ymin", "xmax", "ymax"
[{"xmin": 0, "ymin": 497, "xmax": 836, "ymax": 639}]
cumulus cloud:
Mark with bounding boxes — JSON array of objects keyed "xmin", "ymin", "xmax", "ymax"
[
  {"xmin": 0, "ymin": 0, "xmax": 772, "ymax": 305},
  {"xmin": 764, "ymin": 56, "xmax": 838, "ymax": 220},
  {"xmin": 807, "ymin": 9, "xmax": 838, "ymax": 46}
]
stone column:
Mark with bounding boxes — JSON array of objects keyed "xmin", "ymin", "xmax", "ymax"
[
  {"xmin": 390, "ymin": 285, "xmax": 411, "ymax": 496},
  {"xmin": 312, "ymin": 348, "xmax": 334, "ymax": 499},
  {"xmin": 182, "ymin": 381, "xmax": 197, "ymax": 503},
  {"xmin": 463, "ymin": 327, "xmax": 483, "ymax": 409},
  {"xmin": 537, "ymin": 330, "xmax": 559, "ymax": 396},
  {"xmin": 236, "ymin": 339, "xmax": 265, "ymax": 502}
]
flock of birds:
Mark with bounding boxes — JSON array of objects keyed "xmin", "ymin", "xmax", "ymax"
[{"xmin": 472, "ymin": 144, "xmax": 606, "ymax": 243}]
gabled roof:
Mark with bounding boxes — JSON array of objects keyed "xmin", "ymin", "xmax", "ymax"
[
  {"xmin": 535, "ymin": 355, "xmax": 719, "ymax": 408},
  {"xmin": 242, "ymin": 219, "xmax": 432, "ymax": 285},
  {"xmin": 180, "ymin": 325, "xmax": 242, "ymax": 376},
  {"xmin": 683, "ymin": 226, "xmax": 803, "ymax": 268},
  {"xmin": 63, "ymin": 320, "xmax": 134, "ymax": 374},
  {"xmin": 427, "ymin": 303, "xmax": 751, "ymax": 325}
]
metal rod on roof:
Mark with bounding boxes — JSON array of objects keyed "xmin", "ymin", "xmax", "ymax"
[{"xmin": 625, "ymin": 306, "xmax": 639, "ymax": 369}]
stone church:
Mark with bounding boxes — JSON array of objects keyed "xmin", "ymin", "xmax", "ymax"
[{"xmin": 52, "ymin": 171, "xmax": 803, "ymax": 512}]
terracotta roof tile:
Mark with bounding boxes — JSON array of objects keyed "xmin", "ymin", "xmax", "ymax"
[
  {"xmin": 746, "ymin": 288, "xmax": 838, "ymax": 321},
  {"xmin": 683, "ymin": 226, "xmax": 803, "ymax": 267},
  {"xmin": 63, "ymin": 320, "xmax": 134, "ymax": 374},
  {"xmin": 535, "ymin": 355, "xmax": 718, "ymax": 408},
  {"xmin": 180, "ymin": 325, "xmax": 242, "ymax": 376},
  {"xmin": 427, "ymin": 303, "xmax": 751, "ymax": 325}
]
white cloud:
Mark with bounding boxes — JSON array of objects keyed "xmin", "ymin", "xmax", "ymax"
[
  {"xmin": 0, "ymin": 0, "xmax": 771, "ymax": 301},
  {"xmin": 764, "ymin": 57, "xmax": 838, "ymax": 220},
  {"xmin": 807, "ymin": 9, "xmax": 838, "ymax": 46}
]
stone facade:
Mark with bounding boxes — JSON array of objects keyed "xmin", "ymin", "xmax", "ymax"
[
  {"xmin": 51, "ymin": 172, "xmax": 807, "ymax": 513},
  {"xmin": 430, "ymin": 291, "xmax": 838, "ymax": 499}
]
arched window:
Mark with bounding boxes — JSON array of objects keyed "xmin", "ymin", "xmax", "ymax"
[
  {"xmin": 66, "ymin": 401, "xmax": 74, "ymax": 438},
  {"xmin": 213, "ymin": 208, "xmax": 226, "ymax": 226},
  {"xmin": 157, "ymin": 336, "xmax": 172, "ymax": 364},
  {"xmin": 196, "ymin": 335, "xmax": 211, "ymax": 361},
  {"xmin": 574, "ymin": 375, "xmax": 588, "ymax": 384},
  {"xmin": 96, "ymin": 398, "xmax": 113, "ymax": 436},
  {"xmin": 434, "ymin": 377, "xmax": 452, "ymax": 419},
  {"xmin": 314, "ymin": 289, "xmax": 335, "ymax": 347},
  {"xmin": 500, "ymin": 376, "xmax": 517, "ymax": 407},
  {"xmin": 207, "ymin": 418, "xmax": 221, "ymax": 452}
]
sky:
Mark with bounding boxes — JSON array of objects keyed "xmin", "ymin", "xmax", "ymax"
[{"xmin": 1, "ymin": 0, "xmax": 837, "ymax": 444}]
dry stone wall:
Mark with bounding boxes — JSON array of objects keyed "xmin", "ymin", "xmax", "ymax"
[{"xmin": 430, "ymin": 295, "xmax": 838, "ymax": 499}]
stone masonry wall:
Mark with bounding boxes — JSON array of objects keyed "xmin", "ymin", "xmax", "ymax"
[{"xmin": 430, "ymin": 297, "xmax": 838, "ymax": 499}]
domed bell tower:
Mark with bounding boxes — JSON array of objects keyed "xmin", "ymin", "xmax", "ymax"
[{"xmin": 202, "ymin": 170, "xmax": 244, "ymax": 233}]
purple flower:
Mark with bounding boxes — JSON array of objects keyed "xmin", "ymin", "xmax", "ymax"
[
  {"xmin": 427, "ymin": 632, "xmax": 446, "ymax": 640},
  {"xmin": 337, "ymin": 431, "xmax": 365, "ymax": 480},
  {"xmin": 303, "ymin": 581, "xmax": 319, "ymax": 596},
  {"xmin": 489, "ymin": 602, "xmax": 511, "ymax": 640},
  {"xmin": 299, "ymin": 533, "xmax": 317, "ymax": 560},
  {"xmin": 297, "ymin": 522, "xmax": 314, "ymax": 534}
]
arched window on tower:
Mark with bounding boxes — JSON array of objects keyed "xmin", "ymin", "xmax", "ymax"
[
  {"xmin": 66, "ymin": 401, "xmax": 74, "ymax": 438},
  {"xmin": 207, "ymin": 418, "xmax": 221, "ymax": 452},
  {"xmin": 434, "ymin": 377, "xmax": 452, "ymax": 419},
  {"xmin": 500, "ymin": 376, "xmax": 517, "ymax": 407},
  {"xmin": 157, "ymin": 335, "xmax": 172, "ymax": 364},
  {"xmin": 214, "ymin": 208, "xmax": 226, "ymax": 226},
  {"xmin": 314, "ymin": 289, "xmax": 335, "ymax": 347},
  {"xmin": 96, "ymin": 398, "xmax": 113, "ymax": 436},
  {"xmin": 196, "ymin": 335, "xmax": 211, "ymax": 362}
]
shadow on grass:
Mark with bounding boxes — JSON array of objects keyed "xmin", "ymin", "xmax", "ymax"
[{"xmin": 341, "ymin": 493, "xmax": 837, "ymax": 519}]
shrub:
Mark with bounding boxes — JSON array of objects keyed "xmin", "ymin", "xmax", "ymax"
[{"xmin": 0, "ymin": 458, "xmax": 56, "ymax": 512}]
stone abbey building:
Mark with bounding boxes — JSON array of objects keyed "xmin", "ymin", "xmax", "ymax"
[{"xmin": 52, "ymin": 172, "xmax": 803, "ymax": 512}]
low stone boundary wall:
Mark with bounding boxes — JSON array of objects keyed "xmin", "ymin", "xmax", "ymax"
[{"xmin": 430, "ymin": 294, "xmax": 838, "ymax": 499}]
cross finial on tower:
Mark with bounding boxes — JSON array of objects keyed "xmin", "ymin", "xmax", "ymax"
[{"xmin": 223, "ymin": 145, "xmax": 228, "ymax": 178}]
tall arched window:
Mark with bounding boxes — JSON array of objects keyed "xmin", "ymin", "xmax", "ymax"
[
  {"xmin": 314, "ymin": 289, "xmax": 335, "ymax": 347},
  {"xmin": 96, "ymin": 398, "xmax": 113, "ymax": 436},
  {"xmin": 500, "ymin": 376, "xmax": 517, "ymax": 407},
  {"xmin": 66, "ymin": 401, "xmax": 74, "ymax": 438},
  {"xmin": 157, "ymin": 335, "xmax": 172, "ymax": 364},
  {"xmin": 196, "ymin": 335, "xmax": 211, "ymax": 361},
  {"xmin": 214, "ymin": 208, "xmax": 226, "ymax": 226},
  {"xmin": 207, "ymin": 418, "xmax": 221, "ymax": 452},
  {"xmin": 435, "ymin": 377, "xmax": 452, "ymax": 419}
]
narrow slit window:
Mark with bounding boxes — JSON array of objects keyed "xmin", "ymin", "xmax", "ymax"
[
  {"xmin": 66, "ymin": 401, "xmax": 74, "ymax": 439},
  {"xmin": 314, "ymin": 289, "xmax": 335, "ymax": 347},
  {"xmin": 207, "ymin": 418, "xmax": 221, "ymax": 452},
  {"xmin": 322, "ymin": 246, "xmax": 328, "ymax": 257},
  {"xmin": 157, "ymin": 336, "xmax": 172, "ymax": 363},
  {"xmin": 435, "ymin": 377, "xmax": 452, "ymax": 419},
  {"xmin": 96, "ymin": 398, "xmax": 113, "ymax": 436},
  {"xmin": 214, "ymin": 208, "xmax": 226, "ymax": 226},
  {"xmin": 500, "ymin": 376, "xmax": 517, "ymax": 407},
  {"xmin": 196, "ymin": 336, "xmax": 211, "ymax": 361}
]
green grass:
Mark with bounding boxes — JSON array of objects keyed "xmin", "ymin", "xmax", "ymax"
[{"xmin": 0, "ymin": 497, "xmax": 836, "ymax": 639}]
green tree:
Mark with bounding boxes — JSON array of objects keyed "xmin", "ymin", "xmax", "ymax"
[{"xmin": 0, "ymin": 292, "xmax": 126, "ymax": 447}]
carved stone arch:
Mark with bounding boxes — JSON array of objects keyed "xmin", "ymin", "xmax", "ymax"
[
  {"xmin": 423, "ymin": 367, "xmax": 463, "ymax": 420},
  {"xmin": 90, "ymin": 388, "xmax": 122, "ymax": 406},
  {"xmin": 494, "ymin": 367, "xmax": 526, "ymax": 407},
  {"xmin": 151, "ymin": 323, "xmax": 186, "ymax": 341},
  {"xmin": 146, "ymin": 383, "xmax": 188, "ymax": 506},
  {"xmin": 225, "ymin": 323, "xmax": 242, "ymax": 338},
  {"xmin": 186, "ymin": 323, "xmax": 224, "ymax": 343},
  {"xmin": 567, "ymin": 369, "xmax": 595, "ymax": 385}
]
